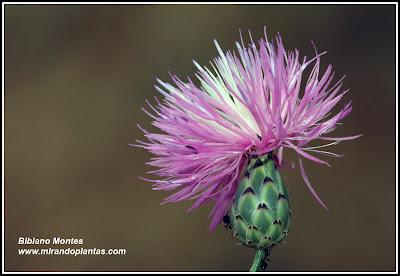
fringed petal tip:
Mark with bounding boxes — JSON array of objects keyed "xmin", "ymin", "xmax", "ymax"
[{"xmin": 298, "ymin": 158, "xmax": 330, "ymax": 210}]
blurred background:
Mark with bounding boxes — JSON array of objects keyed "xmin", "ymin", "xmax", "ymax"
[{"xmin": 4, "ymin": 4, "xmax": 396, "ymax": 272}]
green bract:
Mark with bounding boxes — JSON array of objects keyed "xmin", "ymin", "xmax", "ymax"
[{"xmin": 226, "ymin": 153, "xmax": 291, "ymax": 250}]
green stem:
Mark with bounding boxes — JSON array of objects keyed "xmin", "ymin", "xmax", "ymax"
[{"xmin": 249, "ymin": 249, "xmax": 266, "ymax": 272}]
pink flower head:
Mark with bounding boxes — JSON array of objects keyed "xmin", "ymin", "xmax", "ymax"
[{"xmin": 135, "ymin": 29, "xmax": 361, "ymax": 231}]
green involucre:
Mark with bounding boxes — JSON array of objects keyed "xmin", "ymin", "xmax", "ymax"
[{"xmin": 226, "ymin": 153, "xmax": 291, "ymax": 250}]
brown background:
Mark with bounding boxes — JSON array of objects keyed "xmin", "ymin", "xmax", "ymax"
[{"xmin": 5, "ymin": 4, "xmax": 396, "ymax": 272}]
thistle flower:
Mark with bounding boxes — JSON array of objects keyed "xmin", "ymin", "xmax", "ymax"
[{"xmin": 135, "ymin": 29, "xmax": 360, "ymax": 271}]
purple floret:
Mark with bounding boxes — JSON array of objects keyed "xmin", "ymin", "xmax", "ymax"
[{"xmin": 135, "ymin": 29, "xmax": 361, "ymax": 231}]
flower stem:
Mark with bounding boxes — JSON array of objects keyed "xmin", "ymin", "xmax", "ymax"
[{"xmin": 249, "ymin": 249, "xmax": 267, "ymax": 272}]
